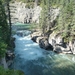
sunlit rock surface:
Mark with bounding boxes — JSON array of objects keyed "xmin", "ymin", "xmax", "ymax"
[
  {"xmin": 9, "ymin": 1, "xmax": 60, "ymax": 24},
  {"xmin": 49, "ymin": 32, "xmax": 75, "ymax": 54},
  {"xmin": 10, "ymin": 1, "xmax": 41, "ymax": 24}
]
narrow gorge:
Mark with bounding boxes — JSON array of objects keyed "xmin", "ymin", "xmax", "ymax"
[
  {"xmin": 10, "ymin": 1, "xmax": 75, "ymax": 54},
  {"xmin": 0, "ymin": 0, "xmax": 75, "ymax": 75}
]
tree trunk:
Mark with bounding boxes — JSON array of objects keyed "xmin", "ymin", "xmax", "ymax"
[
  {"xmin": 7, "ymin": 0, "xmax": 11, "ymax": 39},
  {"xmin": 34, "ymin": 0, "xmax": 38, "ymax": 7},
  {"xmin": 1, "ymin": 57, "xmax": 8, "ymax": 69}
]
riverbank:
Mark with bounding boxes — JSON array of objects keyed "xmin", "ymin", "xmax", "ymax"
[
  {"xmin": 31, "ymin": 30, "xmax": 75, "ymax": 54},
  {"xmin": 10, "ymin": 30, "xmax": 75, "ymax": 75}
]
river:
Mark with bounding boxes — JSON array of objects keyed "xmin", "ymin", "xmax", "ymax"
[{"xmin": 12, "ymin": 30, "xmax": 75, "ymax": 75}]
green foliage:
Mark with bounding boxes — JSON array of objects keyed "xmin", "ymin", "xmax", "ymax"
[
  {"xmin": 25, "ymin": 2, "xmax": 34, "ymax": 8},
  {"xmin": 56, "ymin": 0, "xmax": 75, "ymax": 42},
  {"xmin": 0, "ymin": 0, "xmax": 9, "ymax": 42},
  {"xmin": 13, "ymin": 0, "xmax": 41, "ymax": 8},
  {"xmin": 39, "ymin": 0, "xmax": 53, "ymax": 35},
  {"xmin": 0, "ymin": 41, "xmax": 7, "ymax": 58},
  {"xmin": 0, "ymin": 66, "xmax": 24, "ymax": 75},
  {"xmin": 0, "ymin": 0, "xmax": 9, "ymax": 58},
  {"xmin": 38, "ymin": 0, "xmax": 75, "ymax": 42}
]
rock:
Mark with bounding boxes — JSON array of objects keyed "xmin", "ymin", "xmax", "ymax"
[
  {"xmin": 11, "ymin": 37, "xmax": 16, "ymax": 48},
  {"xmin": 31, "ymin": 36, "xmax": 39, "ymax": 42},
  {"xmin": 48, "ymin": 32, "xmax": 66, "ymax": 53},
  {"xmin": 7, "ymin": 60, "xmax": 13, "ymax": 67},
  {"xmin": 31, "ymin": 31, "xmax": 53, "ymax": 50},
  {"xmin": 6, "ymin": 50, "xmax": 15, "ymax": 61},
  {"xmin": 5, "ymin": 50, "xmax": 15, "ymax": 67},
  {"xmin": 53, "ymin": 44, "xmax": 71, "ymax": 54},
  {"xmin": 48, "ymin": 32, "xmax": 75, "ymax": 54},
  {"xmin": 39, "ymin": 38, "xmax": 53, "ymax": 50},
  {"xmin": 36, "ymin": 36, "xmax": 43, "ymax": 44},
  {"xmin": 32, "ymin": 6, "xmax": 42, "ymax": 23},
  {"xmin": 49, "ymin": 32, "xmax": 63, "ymax": 46},
  {"xmin": 9, "ymin": 1, "xmax": 42, "ymax": 24},
  {"xmin": 69, "ymin": 40, "xmax": 75, "ymax": 54},
  {"xmin": 31, "ymin": 31, "xmax": 42, "ymax": 37},
  {"xmin": 9, "ymin": 1, "xmax": 60, "ymax": 24},
  {"xmin": 31, "ymin": 31, "xmax": 42, "ymax": 42}
]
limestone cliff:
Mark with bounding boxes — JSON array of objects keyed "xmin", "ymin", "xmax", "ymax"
[{"xmin": 9, "ymin": 1, "xmax": 41, "ymax": 24}]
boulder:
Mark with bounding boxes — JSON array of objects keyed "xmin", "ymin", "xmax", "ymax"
[
  {"xmin": 48, "ymin": 32, "xmax": 75, "ymax": 54},
  {"xmin": 31, "ymin": 31, "xmax": 42, "ymax": 42},
  {"xmin": 39, "ymin": 38, "xmax": 53, "ymax": 50},
  {"xmin": 53, "ymin": 44, "xmax": 72, "ymax": 54},
  {"xmin": 69, "ymin": 40, "xmax": 75, "ymax": 54},
  {"xmin": 36, "ymin": 36, "xmax": 43, "ymax": 44},
  {"xmin": 6, "ymin": 50, "xmax": 15, "ymax": 61},
  {"xmin": 31, "ymin": 36, "xmax": 39, "ymax": 42},
  {"xmin": 6, "ymin": 50, "xmax": 15, "ymax": 67}
]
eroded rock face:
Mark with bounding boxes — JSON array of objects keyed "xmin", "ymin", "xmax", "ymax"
[
  {"xmin": 31, "ymin": 31, "xmax": 53, "ymax": 50},
  {"xmin": 49, "ymin": 32, "xmax": 75, "ymax": 54},
  {"xmin": 31, "ymin": 31, "xmax": 42, "ymax": 42},
  {"xmin": 9, "ymin": 1, "xmax": 60, "ymax": 24},
  {"xmin": 10, "ymin": 1, "xmax": 42, "ymax": 24},
  {"xmin": 31, "ymin": 36, "xmax": 39, "ymax": 42},
  {"xmin": 39, "ymin": 38, "xmax": 53, "ymax": 50},
  {"xmin": 6, "ymin": 50, "xmax": 15, "ymax": 67},
  {"xmin": 68, "ymin": 41, "xmax": 75, "ymax": 54},
  {"xmin": 6, "ymin": 50, "xmax": 15, "ymax": 61}
]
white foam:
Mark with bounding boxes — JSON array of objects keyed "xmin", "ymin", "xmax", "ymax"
[{"xmin": 14, "ymin": 33, "xmax": 44, "ymax": 60}]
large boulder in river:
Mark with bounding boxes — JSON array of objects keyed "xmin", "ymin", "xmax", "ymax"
[{"xmin": 39, "ymin": 38, "xmax": 53, "ymax": 50}]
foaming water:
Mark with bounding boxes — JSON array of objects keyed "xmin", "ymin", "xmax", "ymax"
[
  {"xmin": 13, "ymin": 34, "xmax": 45, "ymax": 60},
  {"xmin": 12, "ymin": 31, "xmax": 75, "ymax": 75}
]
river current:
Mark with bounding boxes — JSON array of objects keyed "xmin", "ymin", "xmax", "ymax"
[{"xmin": 12, "ymin": 30, "xmax": 75, "ymax": 75}]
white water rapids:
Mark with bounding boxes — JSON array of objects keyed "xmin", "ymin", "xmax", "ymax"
[
  {"xmin": 12, "ymin": 30, "xmax": 75, "ymax": 75},
  {"xmin": 13, "ymin": 34, "xmax": 45, "ymax": 60}
]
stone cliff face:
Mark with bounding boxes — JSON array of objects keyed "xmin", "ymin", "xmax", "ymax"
[
  {"xmin": 10, "ymin": 1, "xmax": 42, "ymax": 24},
  {"xmin": 31, "ymin": 30, "xmax": 75, "ymax": 54},
  {"xmin": 48, "ymin": 32, "xmax": 75, "ymax": 54},
  {"xmin": 9, "ymin": 1, "xmax": 60, "ymax": 24}
]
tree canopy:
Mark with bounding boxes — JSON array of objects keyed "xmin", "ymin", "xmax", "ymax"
[
  {"xmin": 39, "ymin": 0, "xmax": 75, "ymax": 42},
  {"xmin": 0, "ymin": 0, "xmax": 9, "ymax": 58}
]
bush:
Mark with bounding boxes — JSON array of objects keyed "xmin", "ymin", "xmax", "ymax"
[{"xmin": 0, "ymin": 66, "xmax": 24, "ymax": 75}]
